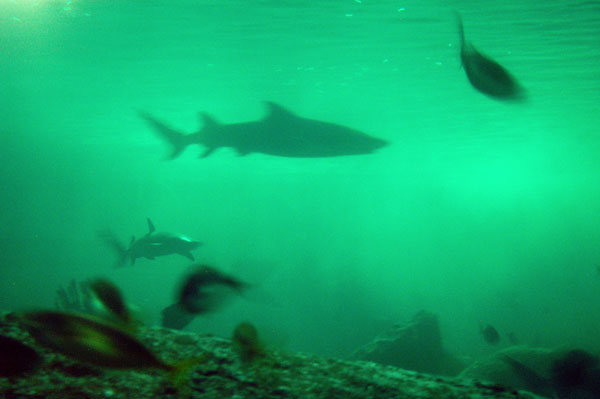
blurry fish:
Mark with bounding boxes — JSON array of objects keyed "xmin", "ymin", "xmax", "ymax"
[
  {"xmin": 179, "ymin": 265, "xmax": 249, "ymax": 314},
  {"xmin": 506, "ymin": 332, "xmax": 519, "ymax": 345},
  {"xmin": 550, "ymin": 349, "xmax": 600, "ymax": 398},
  {"xmin": 86, "ymin": 278, "xmax": 130, "ymax": 324},
  {"xmin": 480, "ymin": 323, "xmax": 501, "ymax": 345},
  {"xmin": 99, "ymin": 218, "xmax": 202, "ymax": 266},
  {"xmin": 232, "ymin": 321, "xmax": 264, "ymax": 363},
  {"xmin": 161, "ymin": 265, "xmax": 249, "ymax": 330},
  {"xmin": 20, "ymin": 311, "xmax": 200, "ymax": 385},
  {"xmin": 0, "ymin": 335, "xmax": 42, "ymax": 378},
  {"xmin": 161, "ymin": 303, "xmax": 196, "ymax": 330},
  {"xmin": 500, "ymin": 355, "xmax": 556, "ymax": 398},
  {"xmin": 502, "ymin": 350, "xmax": 600, "ymax": 399},
  {"xmin": 455, "ymin": 11, "xmax": 526, "ymax": 101}
]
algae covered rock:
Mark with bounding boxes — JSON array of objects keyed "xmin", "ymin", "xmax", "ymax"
[{"xmin": 352, "ymin": 310, "xmax": 465, "ymax": 376}]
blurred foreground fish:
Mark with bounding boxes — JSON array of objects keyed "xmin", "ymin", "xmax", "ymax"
[
  {"xmin": 161, "ymin": 265, "xmax": 249, "ymax": 330},
  {"xmin": 502, "ymin": 350, "xmax": 600, "ymax": 398},
  {"xmin": 86, "ymin": 278, "xmax": 131, "ymax": 325},
  {"xmin": 99, "ymin": 218, "xmax": 202, "ymax": 266},
  {"xmin": 20, "ymin": 311, "xmax": 200, "ymax": 385},
  {"xmin": 480, "ymin": 323, "xmax": 501, "ymax": 345},
  {"xmin": 0, "ymin": 334, "xmax": 42, "ymax": 377},
  {"xmin": 232, "ymin": 321, "xmax": 264, "ymax": 363},
  {"xmin": 455, "ymin": 11, "xmax": 526, "ymax": 101}
]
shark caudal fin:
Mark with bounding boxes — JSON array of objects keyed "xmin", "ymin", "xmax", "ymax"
[
  {"xmin": 138, "ymin": 111, "xmax": 192, "ymax": 160},
  {"xmin": 97, "ymin": 230, "xmax": 129, "ymax": 267}
]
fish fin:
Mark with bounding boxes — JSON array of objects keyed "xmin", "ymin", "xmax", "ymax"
[
  {"xmin": 182, "ymin": 252, "xmax": 195, "ymax": 261},
  {"xmin": 235, "ymin": 148, "xmax": 251, "ymax": 156},
  {"xmin": 199, "ymin": 112, "xmax": 219, "ymax": 129},
  {"xmin": 147, "ymin": 218, "xmax": 156, "ymax": 234},
  {"xmin": 167, "ymin": 356, "xmax": 205, "ymax": 391},
  {"xmin": 97, "ymin": 230, "xmax": 129, "ymax": 267},
  {"xmin": 137, "ymin": 111, "xmax": 191, "ymax": 160},
  {"xmin": 199, "ymin": 147, "xmax": 216, "ymax": 158},
  {"xmin": 264, "ymin": 101, "xmax": 295, "ymax": 120}
]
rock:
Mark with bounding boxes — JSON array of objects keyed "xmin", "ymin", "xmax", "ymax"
[
  {"xmin": 0, "ymin": 311, "xmax": 536, "ymax": 399},
  {"xmin": 352, "ymin": 310, "xmax": 465, "ymax": 376}
]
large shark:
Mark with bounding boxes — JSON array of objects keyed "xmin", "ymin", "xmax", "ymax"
[
  {"xmin": 455, "ymin": 11, "xmax": 526, "ymax": 101},
  {"xmin": 99, "ymin": 219, "xmax": 202, "ymax": 266},
  {"xmin": 138, "ymin": 102, "xmax": 388, "ymax": 159}
]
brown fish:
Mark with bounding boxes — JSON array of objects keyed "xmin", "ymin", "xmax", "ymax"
[{"xmin": 20, "ymin": 311, "xmax": 199, "ymax": 385}]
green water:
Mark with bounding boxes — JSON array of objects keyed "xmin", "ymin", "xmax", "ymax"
[{"xmin": 1, "ymin": 0, "xmax": 599, "ymax": 359}]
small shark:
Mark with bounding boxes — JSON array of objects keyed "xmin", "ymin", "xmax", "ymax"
[
  {"xmin": 99, "ymin": 218, "xmax": 202, "ymax": 266},
  {"xmin": 455, "ymin": 11, "xmax": 526, "ymax": 101},
  {"xmin": 138, "ymin": 102, "xmax": 389, "ymax": 159}
]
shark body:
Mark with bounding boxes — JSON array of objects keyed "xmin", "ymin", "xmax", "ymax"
[{"xmin": 139, "ymin": 102, "xmax": 388, "ymax": 159}]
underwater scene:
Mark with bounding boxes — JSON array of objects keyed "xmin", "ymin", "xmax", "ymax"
[{"xmin": 1, "ymin": 0, "xmax": 600, "ymax": 398}]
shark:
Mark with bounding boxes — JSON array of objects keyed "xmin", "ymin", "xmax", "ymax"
[
  {"xmin": 138, "ymin": 101, "xmax": 389, "ymax": 159},
  {"xmin": 455, "ymin": 11, "xmax": 526, "ymax": 101},
  {"xmin": 99, "ymin": 218, "xmax": 202, "ymax": 266}
]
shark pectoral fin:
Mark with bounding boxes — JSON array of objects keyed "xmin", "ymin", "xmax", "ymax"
[
  {"xmin": 182, "ymin": 252, "xmax": 195, "ymax": 261},
  {"xmin": 200, "ymin": 147, "xmax": 216, "ymax": 158},
  {"xmin": 145, "ymin": 256, "xmax": 155, "ymax": 260},
  {"xmin": 146, "ymin": 218, "xmax": 156, "ymax": 234}
]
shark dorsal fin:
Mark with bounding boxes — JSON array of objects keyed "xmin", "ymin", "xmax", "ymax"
[
  {"xmin": 264, "ymin": 101, "xmax": 295, "ymax": 120},
  {"xmin": 129, "ymin": 236, "xmax": 136, "ymax": 246},
  {"xmin": 199, "ymin": 112, "xmax": 219, "ymax": 130},
  {"xmin": 146, "ymin": 218, "xmax": 155, "ymax": 234}
]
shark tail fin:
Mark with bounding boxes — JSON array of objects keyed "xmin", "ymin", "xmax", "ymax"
[
  {"xmin": 138, "ymin": 111, "xmax": 191, "ymax": 160},
  {"xmin": 97, "ymin": 230, "xmax": 129, "ymax": 267}
]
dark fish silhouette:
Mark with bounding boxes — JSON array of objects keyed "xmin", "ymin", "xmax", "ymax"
[
  {"xmin": 501, "ymin": 355, "xmax": 556, "ymax": 398},
  {"xmin": 455, "ymin": 11, "xmax": 526, "ymax": 101},
  {"xmin": 99, "ymin": 218, "xmax": 202, "ymax": 266},
  {"xmin": 161, "ymin": 265, "xmax": 249, "ymax": 330},
  {"xmin": 139, "ymin": 102, "xmax": 388, "ymax": 159},
  {"xmin": 501, "ymin": 350, "xmax": 600, "ymax": 399},
  {"xmin": 87, "ymin": 278, "xmax": 131, "ymax": 325},
  {"xmin": 0, "ymin": 334, "xmax": 42, "ymax": 377},
  {"xmin": 480, "ymin": 323, "xmax": 501, "ymax": 345}
]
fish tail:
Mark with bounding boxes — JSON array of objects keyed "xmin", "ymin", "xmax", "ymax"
[
  {"xmin": 137, "ymin": 111, "xmax": 192, "ymax": 160},
  {"xmin": 97, "ymin": 230, "xmax": 129, "ymax": 267}
]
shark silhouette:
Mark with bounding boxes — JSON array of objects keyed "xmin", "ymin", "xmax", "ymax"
[
  {"xmin": 99, "ymin": 219, "xmax": 202, "ymax": 266},
  {"xmin": 455, "ymin": 11, "xmax": 526, "ymax": 101},
  {"xmin": 138, "ymin": 102, "xmax": 388, "ymax": 159}
]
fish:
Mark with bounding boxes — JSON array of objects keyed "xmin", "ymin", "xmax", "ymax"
[
  {"xmin": 232, "ymin": 321, "xmax": 264, "ymax": 363},
  {"xmin": 506, "ymin": 332, "xmax": 519, "ymax": 345},
  {"xmin": 86, "ymin": 278, "xmax": 131, "ymax": 325},
  {"xmin": 161, "ymin": 303, "xmax": 196, "ymax": 330},
  {"xmin": 480, "ymin": 323, "xmax": 501, "ymax": 345},
  {"xmin": 138, "ymin": 101, "xmax": 389, "ymax": 159},
  {"xmin": 501, "ymin": 350, "xmax": 600, "ymax": 399},
  {"xmin": 550, "ymin": 349, "xmax": 600, "ymax": 398},
  {"xmin": 178, "ymin": 265, "xmax": 249, "ymax": 314},
  {"xmin": 19, "ymin": 311, "xmax": 199, "ymax": 385},
  {"xmin": 455, "ymin": 11, "xmax": 526, "ymax": 101},
  {"xmin": 99, "ymin": 218, "xmax": 202, "ymax": 266},
  {"xmin": 0, "ymin": 334, "xmax": 42, "ymax": 378},
  {"xmin": 500, "ymin": 355, "xmax": 556, "ymax": 398},
  {"xmin": 161, "ymin": 265, "xmax": 249, "ymax": 330}
]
